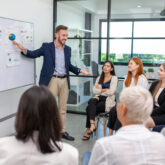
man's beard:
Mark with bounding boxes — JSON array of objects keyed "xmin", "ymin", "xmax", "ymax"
[{"xmin": 58, "ymin": 37, "xmax": 66, "ymax": 46}]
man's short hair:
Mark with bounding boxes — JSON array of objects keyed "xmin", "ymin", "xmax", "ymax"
[
  {"xmin": 119, "ymin": 87, "xmax": 153, "ymax": 123},
  {"xmin": 55, "ymin": 25, "xmax": 68, "ymax": 33}
]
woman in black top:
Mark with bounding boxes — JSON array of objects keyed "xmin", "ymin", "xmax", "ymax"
[{"xmin": 146, "ymin": 63, "xmax": 165, "ymax": 128}]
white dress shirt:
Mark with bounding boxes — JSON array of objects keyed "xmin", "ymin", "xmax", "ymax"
[
  {"xmin": 0, "ymin": 135, "xmax": 79, "ymax": 165},
  {"xmin": 123, "ymin": 74, "xmax": 148, "ymax": 89},
  {"xmin": 89, "ymin": 125, "xmax": 165, "ymax": 165}
]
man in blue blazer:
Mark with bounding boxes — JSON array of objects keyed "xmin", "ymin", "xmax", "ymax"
[{"xmin": 13, "ymin": 25, "xmax": 91, "ymax": 141}]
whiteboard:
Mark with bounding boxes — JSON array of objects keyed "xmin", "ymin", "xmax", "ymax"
[{"xmin": 0, "ymin": 17, "xmax": 35, "ymax": 92}]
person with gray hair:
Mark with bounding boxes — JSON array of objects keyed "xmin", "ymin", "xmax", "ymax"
[
  {"xmin": 107, "ymin": 57, "xmax": 148, "ymax": 135},
  {"xmin": 89, "ymin": 87, "xmax": 165, "ymax": 165}
]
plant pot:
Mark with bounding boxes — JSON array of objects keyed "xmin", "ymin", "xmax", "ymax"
[{"xmin": 148, "ymin": 72, "xmax": 153, "ymax": 79}]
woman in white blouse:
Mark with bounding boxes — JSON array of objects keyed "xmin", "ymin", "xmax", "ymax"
[
  {"xmin": 0, "ymin": 86, "xmax": 78, "ymax": 165},
  {"xmin": 89, "ymin": 87, "xmax": 165, "ymax": 165},
  {"xmin": 123, "ymin": 57, "xmax": 148, "ymax": 89},
  {"xmin": 145, "ymin": 63, "xmax": 165, "ymax": 128},
  {"xmin": 108, "ymin": 57, "xmax": 148, "ymax": 135}
]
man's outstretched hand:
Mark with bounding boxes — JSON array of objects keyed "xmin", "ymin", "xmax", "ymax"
[
  {"xmin": 80, "ymin": 69, "xmax": 92, "ymax": 76},
  {"xmin": 12, "ymin": 40, "xmax": 27, "ymax": 54}
]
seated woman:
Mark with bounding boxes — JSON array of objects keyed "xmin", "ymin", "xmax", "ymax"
[
  {"xmin": 89, "ymin": 87, "xmax": 165, "ymax": 165},
  {"xmin": 108, "ymin": 57, "xmax": 148, "ymax": 135},
  {"xmin": 0, "ymin": 86, "xmax": 78, "ymax": 165},
  {"xmin": 145, "ymin": 63, "xmax": 165, "ymax": 128},
  {"xmin": 82, "ymin": 61, "xmax": 118, "ymax": 140}
]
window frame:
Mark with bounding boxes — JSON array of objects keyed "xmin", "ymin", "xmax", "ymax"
[{"xmin": 99, "ymin": 18, "xmax": 165, "ymax": 66}]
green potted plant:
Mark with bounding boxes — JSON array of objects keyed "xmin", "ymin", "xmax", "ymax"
[{"xmin": 147, "ymin": 68, "xmax": 154, "ymax": 78}]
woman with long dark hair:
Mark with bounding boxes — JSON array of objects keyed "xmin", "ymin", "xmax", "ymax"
[
  {"xmin": 0, "ymin": 86, "xmax": 78, "ymax": 165},
  {"xmin": 82, "ymin": 61, "xmax": 118, "ymax": 140},
  {"xmin": 145, "ymin": 63, "xmax": 165, "ymax": 128},
  {"xmin": 108, "ymin": 57, "xmax": 148, "ymax": 135}
]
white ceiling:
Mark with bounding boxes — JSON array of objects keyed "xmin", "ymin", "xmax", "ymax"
[
  {"xmin": 59, "ymin": 0, "xmax": 165, "ymax": 17},
  {"xmin": 111, "ymin": 0, "xmax": 164, "ymax": 15}
]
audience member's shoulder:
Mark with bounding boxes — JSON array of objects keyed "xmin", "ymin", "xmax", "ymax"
[
  {"xmin": 61, "ymin": 142, "xmax": 78, "ymax": 154},
  {"xmin": 0, "ymin": 136, "xmax": 15, "ymax": 143},
  {"xmin": 112, "ymin": 75, "xmax": 118, "ymax": 80},
  {"xmin": 97, "ymin": 75, "xmax": 101, "ymax": 79},
  {"xmin": 161, "ymin": 128, "xmax": 165, "ymax": 136},
  {"xmin": 0, "ymin": 136, "xmax": 21, "ymax": 149},
  {"xmin": 95, "ymin": 76, "xmax": 101, "ymax": 82},
  {"xmin": 139, "ymin": 74, "xmax": 147, "ymax": 80},
  {"xmin": 151, "ymin": 131, "xmax": 165, "ymax": 141},
  {"xmin": 95, "ymin": 135, "xmax": 115, "ymax": 146}
]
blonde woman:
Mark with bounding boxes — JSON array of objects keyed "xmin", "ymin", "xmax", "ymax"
[{"xmin": 145, "ymin": 63, "xmax": 165, "ymax": 128}]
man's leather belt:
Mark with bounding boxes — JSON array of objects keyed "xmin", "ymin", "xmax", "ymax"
[{"xmin": 53, "ymin": 75, "xmax": 67, "ymax": 78}]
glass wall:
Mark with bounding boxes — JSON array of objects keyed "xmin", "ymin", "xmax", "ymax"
[
  {"xmin": 56, "ymin": 0, "xmax": 108, "ymax": 38},
  {"xmin": 56, "ymin": 0, "xmax": 108, "ymax": 112},
  {"xmin": 55, "ymin": 0, "xmax": 165, "ymax": 112},
  {"xmin": 133, "ymin": 21, "xmax": 165, "ymax": 64},
  {"xmin": 100, "ymin": 20, "xmax": 165, "ymax": 64}
]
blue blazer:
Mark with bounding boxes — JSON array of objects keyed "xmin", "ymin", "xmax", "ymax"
[{"xmin": 21, "ymin": 42, "xmax": 79, "ymax": 88}]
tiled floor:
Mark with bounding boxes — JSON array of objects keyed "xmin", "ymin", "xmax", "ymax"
[{"xmin": 62, "ymin": 113, "xmax": 110, "ymax": 164}]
